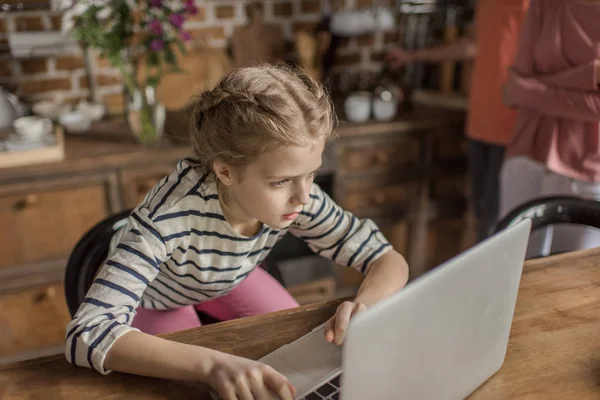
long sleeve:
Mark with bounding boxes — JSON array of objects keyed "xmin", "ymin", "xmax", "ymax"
[
  {"xmin": 509, "ymin": 74, "xmax": 600, "ymax": 121},
  {"xmin": 64, "ymin": 208, "xmax": 167, "ymax": 374},
  {"xmin": 289, "ymin": 184, "xmax": 391, "ymax": 274},
  {"xmin": 508, "ymin": 0, "xmax": 600, "ymax": 120},
  {"xmin": 537, "ymin": 61, "xmax": 600, "ymax": 91},
  {"xmin": 513, "ymin": 0, "xmax": 599, "ymax": 91}
]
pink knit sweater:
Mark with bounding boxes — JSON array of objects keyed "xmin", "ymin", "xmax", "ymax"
[{"xmin": 506, "ymin": 0, "xmax": 600, "ymax": 182}]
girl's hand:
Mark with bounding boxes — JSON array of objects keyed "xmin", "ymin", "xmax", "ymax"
[
  {"xmin": 208, "ymin": 352, "xmax": 295, "ymax": 400},
  {"xmin": 324, "ymin": 301, "xmax": 368, "ymax": 346}
]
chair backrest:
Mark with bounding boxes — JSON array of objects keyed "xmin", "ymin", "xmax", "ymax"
[
  {"xmin": 64, "ymin": 209, "xmax": 133, "ymax": 317},
  {"xmin": 494, "ymin": 195, "xmax": 600, "ymax": 234}
]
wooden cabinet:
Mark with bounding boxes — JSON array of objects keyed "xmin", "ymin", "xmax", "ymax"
[
  {"xmin": 0, "ymin": 127, "xmax": 189, "ymax": 365},
  {"xmin": 0, "ymin": 176, "xmax": 117, "ymax": 270},
  {"xmin": 0, "ymin": 283, "xmax": 71, "ymax": 363},
  {"xmin": 334, "ymin": 108, "xmax": 470, "ymax": 282}
]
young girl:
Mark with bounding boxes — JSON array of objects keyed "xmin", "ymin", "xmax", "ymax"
[{"xmin": 65, "ymin": 64, "xmax": 409, "ymax": 400}]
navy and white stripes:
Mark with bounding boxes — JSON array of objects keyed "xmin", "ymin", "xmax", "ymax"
[{"xmin": 65, "ymin": 159, "xmax": 390, "ymax": 374}]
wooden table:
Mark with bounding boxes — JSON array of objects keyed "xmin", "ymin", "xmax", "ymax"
[{"xmin": 3, "ymin": 248, "xmax": 599, "ymax": 399}]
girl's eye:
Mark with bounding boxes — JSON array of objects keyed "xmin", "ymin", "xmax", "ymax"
[{"xmin": 271, "ymin": 179, "xmax": 290, "ymax": 188}]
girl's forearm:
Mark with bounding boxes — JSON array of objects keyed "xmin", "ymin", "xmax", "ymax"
[
  {"xmin": 104, "ymin": 330, "xmax": 217, "ymax": 381},
  {"xmin": 354, "ymin": 249, "xmax": 409, "ymax": 307}
]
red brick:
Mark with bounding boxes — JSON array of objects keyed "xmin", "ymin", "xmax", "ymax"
[
  {"xmin": 371, "ymin": 51, "xmax": 385, "ymax": 62},
  {"xmin": 384, "ymin": 30, "xmax": 400, "ymax": 44},
  {"xmin": 216, "ymin": 5, "xmax": 235, "ymax": 19},
  {"xmin": 51, "ymin": 15, "xmax": 62, "ymax": 31},
  {"xmin": 187, "ymin": 6, "xmax": 206, "ymax": 22},
  {"xmin": 97, "ymin": 74, "xmax": 122, "ymax": 87},
  {"xmin": 103, "ymin": 93, "xmax": 125, "ymax": 115},
  {"xmin": 0, "ymin": 60, "xmax": 12, "ymax": 77},
  {"xmin": 274, "ymin": 2, "xmax": 293, "ymax": 17},
  {"xmin": 20, "ymin": 59, "xmax": 48, "ymax": 75},
  {"xmin": 0, "ymin": 39, "xmax": 9, "ymax": 56},
  {"xmin": 96, "ymin": 55, "xmax": 113, "ymax": 69},
  {"xmin": 301, "ymin": 0, "xmax": 320, "ymax": 14},
  {"xmin": 190, "ymin": 26, "xmax": 226, "ymax": 41},
  {"xmin": 335, "ymin": 53, "xmax": 362, "ymax": 67},
  {"xmin": 355, "ymin": 0, "xmax": 373, "ymax": 7},
  {"xmin": 20, "ymin": 78, "xmax": 71, "ymax": 95},
  {"xmin": 293, "ymin": 21, "xmax": 318, "ymax": 34},
  {"xmin": 15, "ymin": 16, "xmax": 45, "ymax": 32},
  {"xmin": 55, "ymin": 55, "xmax": 84, "ymax": 71},
  {"xmin": 356, "ymin": 34, "xmax": 375, "ymax": 47},
  {"xmin": 79, "ymin": 74, "xmax": 122, "ymax": 89}
]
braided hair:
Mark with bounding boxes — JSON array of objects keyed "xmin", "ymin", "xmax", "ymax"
[{"xmin": 186, "ymin": 63, "xmax": 336, "ymax": 173}]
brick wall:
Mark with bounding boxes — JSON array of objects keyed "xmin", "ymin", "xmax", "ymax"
[{"xmin": 0, "ymin": 0, "xmax": 399, "ymax": 114}]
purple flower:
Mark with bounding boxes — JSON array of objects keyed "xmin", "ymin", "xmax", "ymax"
[
  {"xmin": 179, "ymin": 31, "xmax": 192, "ymax": 42},
  {"xmin": 169, "ymin": 13, "xmax": 185, "ymax": 29},
  {"xmin": 185, "ymin": 0, "xmax": 198, "ymax": 15},
  {"xmin": 149, "ymin": 19, "xmax": 162, "ymax": 35},
  {"xmin": 150, "ymin": 0, "xmax": 162, "ymax": 8},
  {"xmin": 150, "ymin": 38, "xmax": 164, "ymax": 51}
]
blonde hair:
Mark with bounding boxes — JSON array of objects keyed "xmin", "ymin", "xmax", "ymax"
[{"xmin": 187, "ymin": 63, "xmax": 336, "ymax": 172}]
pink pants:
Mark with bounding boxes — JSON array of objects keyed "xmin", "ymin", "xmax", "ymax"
[{"xmin": 131, "ymin": 266, "xmax": 299, "ymax": 335}]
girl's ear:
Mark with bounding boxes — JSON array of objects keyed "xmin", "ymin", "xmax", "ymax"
[{"xmin": 213, "ymin": 161, "xmax": 234, "ymax": 186}]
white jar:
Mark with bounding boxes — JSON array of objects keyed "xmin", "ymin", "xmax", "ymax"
[
  {"xmin": 372, "ymin": 90, "xmax": 398, "ymax": 121},
  {"xmin": 344, "ymin": 91, "xmax": 372, "ymax": 123}
]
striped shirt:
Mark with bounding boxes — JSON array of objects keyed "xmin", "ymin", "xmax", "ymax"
[{"xmin": 65, "ymin": 158, "xmax": 391, "ymax": 374}]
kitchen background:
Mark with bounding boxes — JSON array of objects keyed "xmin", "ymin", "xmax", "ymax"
[{"xmin": 0, "ymin": 0, "xmax": 475, "ymax": 366}]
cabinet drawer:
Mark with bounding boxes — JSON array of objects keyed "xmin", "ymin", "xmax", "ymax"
[
  {"xmin": 0, "ymin": 282, "xmax": 70, "ymax": 359},
  {"xmin": 339, "ymin": 182, "xmax": 418, "ymax": 215},
  {"xmin": 0, "ymin": 183, "xmax": 111, "ymax": 269},
  {"xmin": 430, "ymin": 175, "xmax": 468, "ymax": 201},
  {"xmin": 338, "ymin": 138, "xmax": 420, "ymax": 173}
]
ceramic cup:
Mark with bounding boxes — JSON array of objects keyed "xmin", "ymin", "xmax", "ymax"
[
  {"xmin": 344, "ymin": 91, "xmax": 372, "ymax": 123},
  {"xmin": 12, "ymin": 116, "xmax": 52, "ymax": 140}
]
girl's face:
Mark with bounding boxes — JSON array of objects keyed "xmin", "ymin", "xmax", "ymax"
[{"xmin": 215, "ymin": 139, "xmax": 324, "ymax": 234}]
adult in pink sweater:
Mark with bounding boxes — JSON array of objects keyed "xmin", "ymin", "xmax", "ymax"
[{"xmin": 501, "ymin": 0, "xmax": 600, "ymax": 257}]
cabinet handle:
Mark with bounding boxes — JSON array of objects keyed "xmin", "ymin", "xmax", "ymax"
[
  {"xmin": 14, "ymin": 194, "xmax": 38, "ymax": 211},
  {"xmin": 372, "ymin": 152, "xmax": 388, "ymax": 165},
  {"xmin": 370, "ymin": 193, "xmax": 386, "ymax": 205}
]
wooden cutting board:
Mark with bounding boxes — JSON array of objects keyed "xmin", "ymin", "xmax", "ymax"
[
  {"xmin": 138, "ymin": 43, "xmax": 233, "ymax": 111},
  {"xmin": 231, "ymin": 1, "xmax": 285, "ymax": 68}
]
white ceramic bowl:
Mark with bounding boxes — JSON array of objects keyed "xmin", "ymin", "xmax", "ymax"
[
  {"xmin": 58, "ymin": 111, "xmax": 92, "ymax": 134},
  {"xmin": 76, "ymin": 101, "xmax": 105, "ymax": 122},
  {"xmin": 32, "ymin": 100, "xmax": 71, "ymax": 120}
]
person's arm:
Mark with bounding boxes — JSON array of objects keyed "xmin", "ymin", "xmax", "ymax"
[
  {"xmin": 411, "ymin": 36, "xmax": 477, "ymax": 63},
  {"xmin": 503, "ymin": 0, "xmax": 600, "ymax": 121},
  {"xmin": 535, "ymin": 60, "xmax": 600, "ymax": 91},
  {"xmin": 510, "ymin": 0, "xmax": 599, "ymax": 91},
  {"xmin": 386, "ymin": 36, "xmax": 475, "ymax": 69},
  {"xmin": 505, "ymin": 71, "xmax": 600, "ymax": 121},
  {"xmin": 290, "ymin": 184, "xmax": 409, "ymax": 345}
]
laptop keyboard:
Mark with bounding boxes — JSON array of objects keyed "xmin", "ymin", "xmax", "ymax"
[{"xmin": 300, "ymin": 374, "xmax": 342, "ymax": 400}]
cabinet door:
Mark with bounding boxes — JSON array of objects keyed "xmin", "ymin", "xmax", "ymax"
[
  {"xmin": 0, "ymin": 176, "xmax": 117, "ymax": 270},
  {"xmin": 0, "ymin": 282, "xmax": 71, "ymax": 362},
  {"xmin": 120, "ymin": 166, "xmax": 174, "ymax": 208}
]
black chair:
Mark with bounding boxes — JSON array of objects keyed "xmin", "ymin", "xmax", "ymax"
[
  {"xmin": 493, "ymin": 195, "xmax": 600, "ymax": 258},
  {"xmin": 64, "ymin": 209, "xmax": 285, "ymax": 325}
]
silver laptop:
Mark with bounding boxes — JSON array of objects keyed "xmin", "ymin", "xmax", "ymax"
[{"xmin": 248, "ymin": 218, "xmax": 532, "ymax": 400}]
